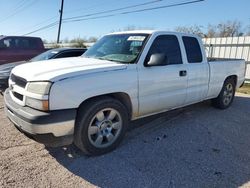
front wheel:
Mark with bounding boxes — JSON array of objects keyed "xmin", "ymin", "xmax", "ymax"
[
  {"xmin": 212, "ymin": 78, "xmax": 236, "ymax": 109},
  {"xmin": 74, "ymin": 97, "xmax": 128, "ymax": 155}
]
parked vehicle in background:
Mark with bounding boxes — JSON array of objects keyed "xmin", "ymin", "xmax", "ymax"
[
  {"xmin": 4, "ymin": 31, "xmax": 246, "ymax": 155},
  {"xmin": 0, "ymin": 36, "xmax": 45, "ymax": 65},
  {"xmin": 0, "ymin": 48, "xmax": 87, "ymax": 93}
]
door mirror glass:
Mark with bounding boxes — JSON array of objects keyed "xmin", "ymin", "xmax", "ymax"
[{"xmin": 147, "ymin": 53, "xmax": 166, "ymax": 66}]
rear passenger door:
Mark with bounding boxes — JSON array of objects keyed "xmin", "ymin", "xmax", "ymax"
[
  {"xmin": 182, "ymin": 36, "xmax": 209, "ymax": 104},
  {"xmin": 138, "ymin": 35, "xmax": 188, "ymax": 116}
]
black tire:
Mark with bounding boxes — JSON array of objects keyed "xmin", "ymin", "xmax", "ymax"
[
  {"xmin": 212, "ymin": 78, "xmax": 236, "ymax": 109},
  {"xmin": 74, "ymin": 96, "xmax": 128, "ymax": 156}
]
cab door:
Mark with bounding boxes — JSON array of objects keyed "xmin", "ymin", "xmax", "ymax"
[
  {"xmin": 181, "ymin": 36, "xmax": 209, "ymax": 105},
  {"xmin": 138, "ymin": 34, "xmax": 188, "ymax": 116}
]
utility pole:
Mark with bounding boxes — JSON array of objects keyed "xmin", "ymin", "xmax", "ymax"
[{"xmin": 57, "ymin": 0, "xmax": 64, "ymax": 43}]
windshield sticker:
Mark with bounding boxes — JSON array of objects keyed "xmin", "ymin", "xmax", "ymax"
[
  {"xmin": 51, "ymin": 51, "xmax": 59, "ymax": 54},
  {"xmin": 127, "ymin": 36, "xmax": 146, "ymax": 41}
]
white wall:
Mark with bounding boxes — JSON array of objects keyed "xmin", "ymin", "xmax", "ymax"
[{"xmin": 203, "ymin": 36, "xmax": 250, "ymax": 82}]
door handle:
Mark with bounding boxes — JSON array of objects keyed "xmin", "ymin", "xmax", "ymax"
[{"xmin": 179, "ymin": 70, "xmax": 187, "ymax": 77}]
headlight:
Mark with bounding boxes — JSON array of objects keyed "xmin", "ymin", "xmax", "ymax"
[
  {"xmin": 26, "ymin": 97, "xmax": 49, "ymax": 111},
  {"xmin": 27, "ymin": 82, "xmax": 52, "ymax": 95},
  {"xmin": 25, "ymin": 81, "xmax": 52, "ymax": 111}
]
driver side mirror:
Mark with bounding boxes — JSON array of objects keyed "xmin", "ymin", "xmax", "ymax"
[{"xmin": 146, "ymin": 53, "xmax": 166, "ymax": 67}]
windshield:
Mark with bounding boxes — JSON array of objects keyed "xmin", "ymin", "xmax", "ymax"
[
  {"xmin": 30, "ymin": 49, "xmax": 58, "ymax": 62},
  {"xmin": 83, "ymin": 34, "xmax": 149, "ymax": 64}
]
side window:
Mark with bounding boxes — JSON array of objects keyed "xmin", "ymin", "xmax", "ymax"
[
  {"xmin": 182, "ymin": 36, "xmax": 203, "ymax": 63},
  {"xmin": 28, "ymin": 39, "xmax": 39, "ymax": 49},
  {"xmin": 2, "ymin": 38, "xmax": 15, "ymax": 49},
  {"xmin": 16, "ymin": 39, "xmax": 28, "ymax": 49},
  {"xmin": 55, "ymin": 51, "xmax": 84, "ymax": 58},
  {"xmin": 145, "ymin": 35, "xmax": 182, "ymax": 66},
  {"xmin": 14, "ymin": 38, "xmax": 38, "ymax": 49},
  {"xmin": 0, "ymin": 37, "xmax": 38, "ymax": 49}
]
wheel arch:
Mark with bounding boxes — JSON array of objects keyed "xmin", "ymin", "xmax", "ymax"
[
  {"xmin": 212, "ymin": 74, "xmax": 237, "ymax": 109},
  {"xmin": 225, "ymin": 75, "xmax": 237, "ymax": 86},
  {"xmin": 77, "ymin": 92, "xmax": 133, "ymax": 120}
]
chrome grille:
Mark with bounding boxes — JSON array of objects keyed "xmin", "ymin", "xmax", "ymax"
[
  {"xmin": 10, "ymin": 74, "xmax": 27, "ymax": 88},
  {"xmin": 13, "ymin": 91, "xmax": 23, "ymax": 101},
  {"xmin": 9, "ymin": 74, "xmax": 27, "ymax": 104}
]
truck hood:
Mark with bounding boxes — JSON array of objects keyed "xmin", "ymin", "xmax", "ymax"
[{"xmin": 11, "ymin": 57, "xmax": 127, "ymax": 82}]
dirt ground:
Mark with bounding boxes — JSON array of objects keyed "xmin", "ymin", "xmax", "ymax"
[{"xmin": 1, "ymin": 93, "xmax": 250, "ymax": 188}]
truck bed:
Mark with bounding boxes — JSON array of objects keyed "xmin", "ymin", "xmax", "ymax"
[{"xmin": 206, "ymin": 59, "xmax": 246, "ymax": 99}]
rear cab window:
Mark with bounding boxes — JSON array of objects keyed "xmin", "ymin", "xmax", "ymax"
[{"xmin": 182, "ymin": 36, "xmax": 203, "ymax": 63}]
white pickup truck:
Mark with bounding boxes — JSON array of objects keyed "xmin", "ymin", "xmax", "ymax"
[{"xmin": 4, "ymin": 31, "xmax": 246, "ymax": 155}]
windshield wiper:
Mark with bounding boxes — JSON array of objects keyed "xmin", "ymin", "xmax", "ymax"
[
  {"xmin": 82, "ymin": 55, "xmax": 90, "ymax": 58},
  {"xmin": 99, "ymin": 57, "xmax": 116, "ymax": 62},
  {"xmin": 96, "ymin": 57, "xmax": 124, "ymax": 63}
]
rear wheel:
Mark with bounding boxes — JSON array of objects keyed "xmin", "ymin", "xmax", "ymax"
[
  {"xmin": 74, "ymin": 97, "xmax": 128, "ymax": 155},
  {"xmin": 212, "ymin": 78, "xmax": 236, "ymax": 109}
]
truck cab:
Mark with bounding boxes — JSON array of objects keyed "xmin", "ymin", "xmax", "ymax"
[{"xmin": 136, "ymin": 32, "xmax": 210, "ymax": 116}]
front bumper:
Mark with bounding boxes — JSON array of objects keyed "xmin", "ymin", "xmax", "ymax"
[{"xmin": 4, "ymin": 89, "xmax": 76, "ymax": 146}]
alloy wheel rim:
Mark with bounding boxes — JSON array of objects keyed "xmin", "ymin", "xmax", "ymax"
[
  {"xmin": 88, "ymin": 108, "xmax": 122, "ymax": 148},
  {"xmin": 223, "ymin": 83, "xmax": 234, "ymax": 106}
]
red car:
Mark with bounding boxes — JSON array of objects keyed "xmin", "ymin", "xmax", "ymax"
[{"xmin": 0, "ymin": 36, "xmax": 46, "ymax": 65}]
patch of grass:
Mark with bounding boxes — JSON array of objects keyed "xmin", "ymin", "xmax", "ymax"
[{"xmin": 237, "ymin": 83, "xmax": 250, "ymax": 94}]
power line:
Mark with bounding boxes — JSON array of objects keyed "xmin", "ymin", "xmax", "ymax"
[
  {"xmin": 63, "ymin": 14, "xmax": 115, "ymax": 23},
  {"xmin": 63, "ymin": 0, "xmax": 164, "ymax": 21},
  {"xmin": 23, "ymin": 0, "xmax": 205, "ymax": 36},
  {"xmin": 23, "ymin": 21, "xmax": 59, "ymax": 36},
  {"xmin": 23, "ymin": 0, "xmax": 164, "ymax": 36},
  {"xmin": 64, "ymin": 0, "xmax": 205, "ymax": 23},
  {"xmin": 13, "ymin": 15, "xmax": 58, "ymax": 35},
  {"xmin": 12, "ymin": 0, "xmax": 27, "ymax": 12},
  {"xmin": 17, "ymin": 0, "xmax": 119, "ymax": 36},
  {"xmin": 122, "ymin": 0, "xmax": 204, "ymax": 14},
  {"xmin": 0, "ymin": 0, "xmax": 37, "ymax": 23},
  {"xmin": 63, "ymin": 0, "xmax": 123, "ymax": 15},
  {"xmin": 0, "ymin": 0, "xmax": 27, "ymax": 22}
]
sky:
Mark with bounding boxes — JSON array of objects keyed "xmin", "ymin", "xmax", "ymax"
[{"xmin": 0, "ymin": 0, "xmax": 249, "ymax": 42}]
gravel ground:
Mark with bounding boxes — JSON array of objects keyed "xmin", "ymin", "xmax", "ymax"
[{"xmin": 1, "ymin": 93, "xmax": 250, "ymax": 188}]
